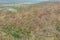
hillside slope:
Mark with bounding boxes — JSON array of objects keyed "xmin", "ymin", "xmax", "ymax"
[{"xmin": 0, "ymin": 2, "xmax": 60, "ymax": 40}]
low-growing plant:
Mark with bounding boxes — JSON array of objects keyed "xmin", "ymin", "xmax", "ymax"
[{"xmin": 1, "ymin": 24, "xmax": 31, "ymax": 40}]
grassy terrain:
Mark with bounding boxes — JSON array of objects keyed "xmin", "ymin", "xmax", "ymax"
[{"xmin": 0, "ymin": 2, "xmax": 60, "ymax": 40}]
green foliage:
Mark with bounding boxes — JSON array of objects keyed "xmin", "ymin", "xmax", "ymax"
[
  {"xmin": 56, "ymin": 26, "xmax": 60, "ymax": 31},
  {"xmin": 56, "ymin": 20, "xmax": 60, "ymax": 31},
  {"xmin": 1, "ymin": 24, "xmax": 31, "ymax": 40}
]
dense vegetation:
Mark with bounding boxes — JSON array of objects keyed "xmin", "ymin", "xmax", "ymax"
[{"xmin": 0, "ymin": 2, "xmax": 60, "ymax": 40}]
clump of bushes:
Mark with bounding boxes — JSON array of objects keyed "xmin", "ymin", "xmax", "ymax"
[{"xmin": 1, "ymin": 24, "xmax": 31, "ymax": 40}]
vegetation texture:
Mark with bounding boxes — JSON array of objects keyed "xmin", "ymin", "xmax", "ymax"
[{"xmin": 0, "ymin": 2, "xmax": 60, "ymax": 40}]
